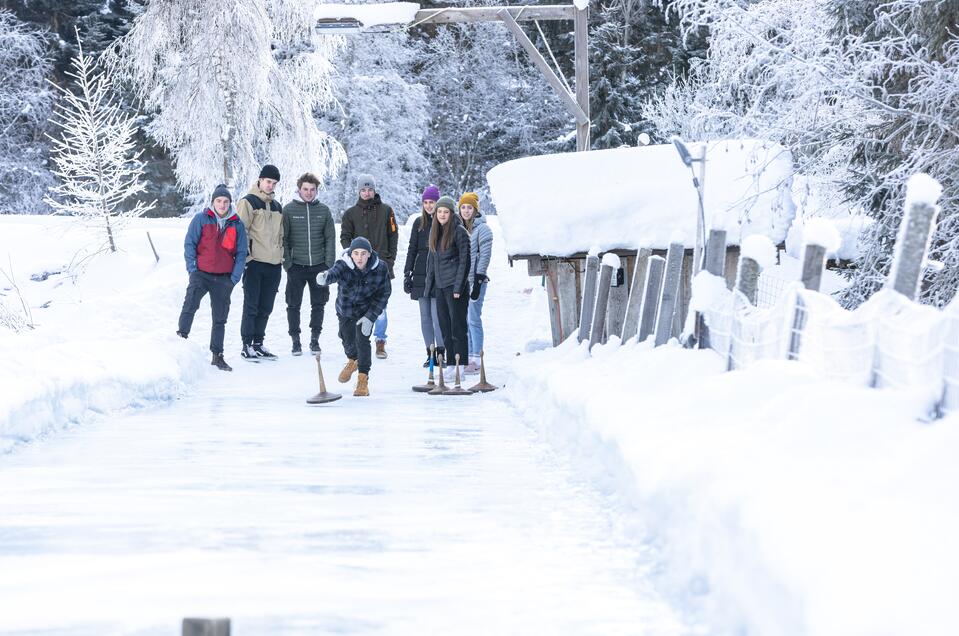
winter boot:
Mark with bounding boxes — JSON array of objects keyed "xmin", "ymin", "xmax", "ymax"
[
  {"xmin": 464, "ymin": 357, "xmax": 481, "ymax": 375},
  {"xmin": 423, "ymin": 346, "xmax": 433, "ymax": 368},
  {"xmin": 291, "ymin": 335, "xmax": 302, "ymax": 356},
  {"xmin": 211, "ymin": 353, "xmax": 233, "ymax": 372},
  {"xmin": 252, "ymin": 343, "xmax": 278, "ymax": 361},
  {"xmin": 338, "ymin": 359, "xmax": 358, "ymax": 383},
  {"xmin": 375, "ymin": 339, "xmax": 387, "ymax": 359},
  {"xmin": 309, "ymin": 331, "xmax": 321, "ymax": 355},
  {"xmin": 354, "ymin": 373, "xmax": 369, "ymax": 397},
  {"xmin": 241, "ymin": 344, "xmax": 261, "ymax": 362}
]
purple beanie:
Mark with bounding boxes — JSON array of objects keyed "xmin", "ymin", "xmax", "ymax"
[{"xmin": 422, "ymin": 184, "xmax": 440, "ymax": 202}]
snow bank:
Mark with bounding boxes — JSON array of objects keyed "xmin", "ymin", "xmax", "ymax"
[
  {"xmin": 0, "ymin": 217, "xmax": 209, "ymax": 452},
  {"xmin": 487, "ymin": 139, "xmax": 795, "ymax": 256},
  {"xmin": 509, "ymin": 341, "xmax": 959, "ymax": 635},
  {"xmin": 314, "ymin": 2, "xmax": 420, "ymax": 27}
]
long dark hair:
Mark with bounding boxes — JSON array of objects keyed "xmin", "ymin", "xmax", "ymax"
[{"xmin": 428, "ymin": 207, "xmax": 456, "ymax": 252}]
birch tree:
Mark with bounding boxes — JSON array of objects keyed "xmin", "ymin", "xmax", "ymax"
[
  {"xmin": 44, "ymin": 32, "xmax": 154, "ymax": 253},
  {"xmin": 106, "ymin": 0, "xmax": 345, "ymax": 204}
]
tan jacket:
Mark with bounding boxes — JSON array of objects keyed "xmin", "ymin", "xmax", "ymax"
[{"xmin": 236, "ymin": 185, "xmax": 284, "ymax": 264}]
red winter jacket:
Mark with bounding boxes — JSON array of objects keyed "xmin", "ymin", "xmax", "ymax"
[{"xmin": 184, "ymin": 209, "xmax": 249, "ymax": 284}]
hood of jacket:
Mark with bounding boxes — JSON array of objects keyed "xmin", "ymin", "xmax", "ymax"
[
  {"xmin": 248, "ymin": 184, "xmax": 276, "ymax": 204},
  {"xmin": 338, "ymin": 247, "xmax": 382, "ymax": 274},
  {"xmin": 355, "ymin": 193, "xmax": 383, "ymax": 209}
]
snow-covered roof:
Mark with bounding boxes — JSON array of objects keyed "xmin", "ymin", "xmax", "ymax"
[
  {"xmin": 314, "ymin": 2, "xmax": 420, "ymax": 27},
  {"xmin": 487, "ymin": 140, "xmax": 796, "ymax": 256}
]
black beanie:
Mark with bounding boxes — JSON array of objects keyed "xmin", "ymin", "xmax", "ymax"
[
  {"xmin": 259, "ymin": 164, "xmax": 281, "ymax": 181},
  {"xmin": 211, "ymin": 183, "xmax": 232, "ymax": 203},
  {"xmin": 349, "ymin": 236, "xmax": 373, "ymax": 254}
]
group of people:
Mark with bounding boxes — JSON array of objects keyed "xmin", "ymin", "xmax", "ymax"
[{"xmin": 176, "ymin": 164, "xmax": 494, "ymax": 397}]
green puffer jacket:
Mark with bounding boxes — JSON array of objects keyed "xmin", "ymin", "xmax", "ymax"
[{"xmin": 282, "ymin": 195, "xmax": 336, "ymax": 269}]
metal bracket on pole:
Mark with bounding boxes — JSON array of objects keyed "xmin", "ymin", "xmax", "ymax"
[{"xmin": 498, "ymin": 9, "xmax": 589, "ymax": 126}]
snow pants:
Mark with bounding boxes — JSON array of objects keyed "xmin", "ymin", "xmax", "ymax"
[
  {"xmin": 285, "ymin": 263, "xmax": 330, "ymax": 338},
  {"xmin": 241, "ymin": 261, "xmax": 281, "ymax": 346},
  {"xmin": 436, "ymin": 286, "xmax": 469, "ymax": 366},
  {"xmin": 338, "ymin": 314, "xmax": 373, "ymax": 375},
  {"xmin": 178, "ymin": 271, "xmax": 234, "ymax": 354}
]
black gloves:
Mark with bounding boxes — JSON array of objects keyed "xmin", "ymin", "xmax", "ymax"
[
  {"xmin": 470, "ymin": 273, "xmax": 487, "ymax": 300},
  {"xmin": 403, "ymin": 274, "xmax": 413, "ymax": 295}
]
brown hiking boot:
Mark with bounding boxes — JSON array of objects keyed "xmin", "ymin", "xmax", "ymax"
[
  {"xmin": 338, "ymin": 359, "xmax": 358, "ymax": 383},
  {"xmin": 375, "ymin": 339, "xmax": 387, "ymax": 359},
  {"xmin": 354, "ymin": 373, "xmax": 369, "ymax": 397}
]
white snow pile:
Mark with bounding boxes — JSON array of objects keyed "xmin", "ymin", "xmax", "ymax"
[
  {"xmin": 314, "ymin": 2, "xmax": 420, "ymax": 27},
  {"xmin": 509, "ymin": 337, "xmax": 959, "ymax": 635},
  {"xmin": 487, "ymin": 139, "xmax": 795, "ymax": 256},
  {"xmin": 785, "ymin": 174, "xmax": 872, "ymax": 261},
  {"xmin": 905, "ymin": 172, "xmax": 943, "ymax": 209},
  {"xmin": 801, "ymin": 217, "xmax": 842, "ymax": 253},
  {"xmin": 0, "ymin": 216, "xmax": 208, "ymax": 452},
  {"xmin": 740, "ymin": 234, "xmax": 777, "ymax": 269},
  {"xmin": 601, "ymin": 252, "xmax": 621, "ymax": 269}
]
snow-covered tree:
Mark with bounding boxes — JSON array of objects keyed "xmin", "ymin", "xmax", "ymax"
[
  {"xmin": 106, "ymin": 0, "xmax": 345, "ymax": 206},
  {"xmin": 44, "ymin": 33, "xmax": 154, "ymax": 253},
  {"xmin": 317, "ymin": 31, "xmax": 430, "ymax": 221},
  {"xmin": 0, "ymin": 11, "xmax": 55, "ymax": 214}
]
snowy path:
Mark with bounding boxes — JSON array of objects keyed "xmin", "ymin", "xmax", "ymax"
[{"xmin": 0, "ymin": 222, "xmax": 693, "ymax": 634}]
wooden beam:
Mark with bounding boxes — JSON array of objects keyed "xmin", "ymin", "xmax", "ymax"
[
  {"xmin": 414, "ymin": 6, "xmax": 576, "ymax": 25},
  {"xmin": 573, "ymin": 6, "xmax": 590, "ymax": 151},
  {"xmin": 498, "ymin": 10, "xmax": 589, "ymax": 126}
]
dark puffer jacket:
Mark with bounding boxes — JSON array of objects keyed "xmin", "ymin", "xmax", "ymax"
[
  {"xmin": 323, "ymin": 248, "xmax": 392, "ymax": 322},
  {"xmin": 340, "ymin": 194, "xmax": 398, "ymax": 278},
  {"xmin": 282, "ymin": 194, "xmax": 336, "ymax": 269},
  {"xmin": 403, "ymin": 213, "xmax": 433, "ymax": 300},
  {"xmin": 424, "ymin": 220, "xmax": 471, "ymax": 298}
]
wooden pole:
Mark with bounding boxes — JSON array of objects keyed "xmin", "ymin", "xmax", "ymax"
[
  {"xmin": 696, "ymin": 230, "xmax": 727, "ymax": 349},
  {"xmin": 638, "ymin": 256, "xmax": 665, "ymax": 342},
  {"xmin": 589, "ymin": 260, "xmax": 614, "ymax": 350},
  {"xmin": 736, "ymin": 257, "xmax": 760, "ymax": 306},
  {"xmin": 888, "ymin": 200, "xmax": 938, "ymax": 301},
  {"xmin": 146, "ymin": 231, "xmax": 160, "ymax": 263},
  {"xmin": 499, "ymin": 11, "xmax": 588, "ymax": 126},
  {"xmin": 801, "ymin": 244, "xmax": 827, "ymax": 292},
  {"xmin": 578, "ymin": 254, "xmax": 600, "ymax": 343},
  {"xmin": 654, "ymin": 242, "xmax": 684, "ymax": 346},
  {"xmin": 621, "ymin": 248, "xmax": 651, "ymax": 341},
  {"xmin": 414, "ymin": 5, "xmax": 577, "ymax": 24},
  {"xmin": 574, "ymin": 6, "xmax": 590, "ymax": 151},
  {"xmin": 183, "ymin": 618, "xmax": 230, "ymax": 636},
  {"xmin": 606, "ymin": 265, "xmax": 629, "ymax": 339}
]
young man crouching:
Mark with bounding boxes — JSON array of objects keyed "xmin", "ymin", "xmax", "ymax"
[{"xmin": 316, "ymin": 237, "xmax": 391, "ymax": 396}]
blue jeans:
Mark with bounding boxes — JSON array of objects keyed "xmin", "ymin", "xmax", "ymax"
[
  {"xmin": 467, "ymin": 282, "xmax": 487, "ymax": 357},
  {"xmin": 374, "ymin": 308, "xmax": 387, "ymax": 342}
]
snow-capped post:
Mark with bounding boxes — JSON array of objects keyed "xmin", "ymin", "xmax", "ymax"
[
  {"xmin": 799, "ymin": 219, "xmax": 841, "ymax": 292},
  {"xmin": 621, "ymin": 248, "xmax": 651, "ymax": 341},
  {"xmin": 589, "ymin": 253, "xmax": 619, "ymax": 350},
  {"xmin": 638, "ymin": 256, "xmax": 666, "ymax": 342},
  {"xmin": 44, "ymin": 31, "xmax": 154, "ymax": 253},
  {"xmin": 696, "ymin": 229, "xmax": 727, "ymax": 349},
  {"xmin": 888, "ymin": 174, "xmax": 942, "ymax": 301},
  {"xmin": 578, "ymin": 252, "xmax": 600, "ymax": 343},
  {"xmin": 728, "ymin": 236, "xmax": 777, "ymax": 370},
  {"xmin": 182, "ymin": 617, "xmax": 230, "ymax": 636},
  {"xmin": 654, "ymin": 241, "xmax": 684, "ymax": 346}
]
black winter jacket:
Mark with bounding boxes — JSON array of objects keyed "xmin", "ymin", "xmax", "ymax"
[
  {"xmin": 424, "ymin": 221, "xmax": 471, "ymax": 298},
  {"xmin": 323, "ymin": 248, "xmax": 392, "ymax": 322},
  {"xmin": 340, "ymin": 194, "xmax": 398, "ymax": 279},
  {"xmin": 403, "ymin": 214, "xmax": 433, "ymax": 300}
]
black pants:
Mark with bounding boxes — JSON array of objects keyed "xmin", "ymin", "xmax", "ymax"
[
  {"xmin": 338, "ymin": 314, "xmax": 372, "ymax": 375},
  {"xmin": 285, "ymin": 264, "xmax": 330, "ymax": 337},
  {"xmin": 241, "ymin": 261, "xmax": 282, "ymax": 345},
  {"xmin": 436, "ymin": 286, "xmax": 469, "ymax": 366},
  {"xmin": 178, "ymin": 271, "xmax": 234, "ymax": 354}
]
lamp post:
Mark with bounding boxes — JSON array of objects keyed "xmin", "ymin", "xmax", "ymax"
[{"xmin": 671, "ymin": 136, "xmax": 707, "ymax": 274}]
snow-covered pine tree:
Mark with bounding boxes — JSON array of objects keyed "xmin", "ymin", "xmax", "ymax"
[
  {"xmin": 316, "ymin": 31, "xmax": 430, "ymax": 221},
  {"xmin": 106, "ymin": 0, "xmax": 345, "ymax": 207},
  {"xmin": 0, "ymin": 10, "xmax": 55, "ymax": 214},
  {"xmin": 44, "ymin": 32, "xmax": 154, "ymax": 253}
]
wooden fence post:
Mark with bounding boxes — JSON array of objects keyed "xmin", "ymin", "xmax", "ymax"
[
  {"xmin": 545, "ymin": 259, "xmax": 578, "ymax": 346},
  {"xmin": 735, "ymin": 255, "xmax": 761, "ymax": 306},
  {"xmin": 654, "ymin": 242, "xmax": 684, "ymax": 346},
  {"xmin": 638, "ymin": 256, "xmax": 665, "ymax": 342},
  {"xmin": 589, "ymin": 258, "xmax": 615, "ymax": 350},
  {"xmin": 606, "ymin": 265, "xmax": 629, "ymax": 340},
  {"xmin": 622, "ymin": 248, "xmax": 651, "ymax": 340},
  {"xmin": 787, "ymin": 243, "xmax": 828, "ymax": 361},
  {"xmin": 888, "ymin": 199, "xmax": 939, "ymax": 301},
  {"xmin": 578, "ymin": 254, "xmax": 600, "ymax": 343},
  {"xmin": 696, "ymin": 230, "xmax": 727, "ymax": 349},
  {"xmin": 183, "ymin": 618, "xmax": 230, "ymax": 636}
]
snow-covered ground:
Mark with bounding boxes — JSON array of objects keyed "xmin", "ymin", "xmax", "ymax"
[{"xmin": 2, "ymin": 214, "xmax": 957, "ymax": 634}]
